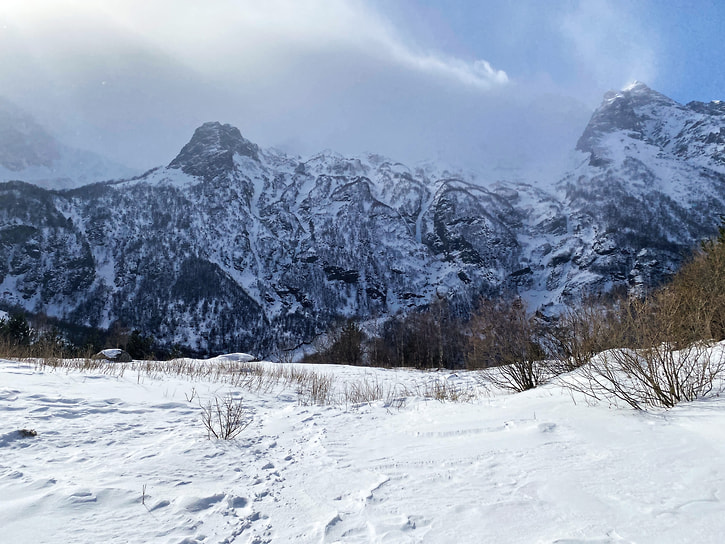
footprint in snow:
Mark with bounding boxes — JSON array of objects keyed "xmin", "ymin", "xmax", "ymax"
[
  {"xmin": 229, "ymin": 496, "xmax": 248, "ymax": 508},
  {"xmin": 539, "ymin": 422, "xmax": 557, "ymax": 433},
  {"xmin": 182, "ymin": 493, "xmax": 226, "ymax": 512}
]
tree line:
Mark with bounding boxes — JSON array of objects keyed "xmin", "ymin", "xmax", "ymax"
[{"xmin": 0, "ymin": 313, "xmax": 160, "ymax": 360}]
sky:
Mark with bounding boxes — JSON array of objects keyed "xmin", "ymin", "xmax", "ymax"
[{"xmin": 0, "ymin": 0, "xmax": 723, "ymax": 179}]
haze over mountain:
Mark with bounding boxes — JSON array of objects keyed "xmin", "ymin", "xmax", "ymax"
[
  {"xmin": 0, "ymin": 99, "xmax": 137, "ymax": 189},
  {"xmin": 1, "ymin": 82, "xmax": 724, "ymax": 356}
]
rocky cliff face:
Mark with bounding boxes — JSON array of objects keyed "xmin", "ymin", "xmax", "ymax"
[
  {"xmin": 558, "ymin": 82, "xmax": 725, "ymax": 297},
  {"xmin": 1, "ymin": 83, "xmax": 725, "ymax": 355}
]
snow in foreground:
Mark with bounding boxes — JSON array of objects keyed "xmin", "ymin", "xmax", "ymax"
[{"xmin": 1, "ymin": 357, "xmax": 725, "ymax": 543}]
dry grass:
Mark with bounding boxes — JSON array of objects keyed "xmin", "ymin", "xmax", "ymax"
[{"xmin": 4, "ymin": 354, "xmax": 481, "ymax": 407}]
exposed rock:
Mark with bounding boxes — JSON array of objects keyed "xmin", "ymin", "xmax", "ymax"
[
  {"xmin": 92, "ymin": 349, "xmax": 133, "ymax": 362},
  {"xmin": 168, "ymin": 122, "xmax": 260, "ymax": 181}
]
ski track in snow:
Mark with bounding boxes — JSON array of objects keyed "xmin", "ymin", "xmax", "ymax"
[{"xmin": 2, "ymin": 359, "xmax": 725, "ymax": 543}]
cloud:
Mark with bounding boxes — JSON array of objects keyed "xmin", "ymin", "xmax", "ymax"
[
  {"xmin": 2, "ymin": 0, "xmax": 656, "ymax": 182},
  {"xmin": 0, "ymin": 0, "xmax": 516, "ymax": 171},
  {"xmin": 104, "ymin": 0, "xmax": 509, "ymax": 90},
  {"xmin": 559, "ymin": 0, "xmax": 659, "ymax": 99}
]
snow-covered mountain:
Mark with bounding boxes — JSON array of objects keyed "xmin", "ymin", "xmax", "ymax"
[
  {"xmin": 555, "ymin": 82, "xmax": 725, "ymax": 296},
  {"xmin": 0, "ymin": 99, "xmax": 136, "ymax": 189},
  {"xmin": 1, "ymin": 83, "xmax": 724, "ymax": 355}
]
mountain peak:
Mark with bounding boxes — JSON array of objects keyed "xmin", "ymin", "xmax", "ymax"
[
  {"xmin": 576, "ymin": 82, "xmax": 679, "ymax": 164},
  {"xmin": 168, "ymin": 122, "xmax": 260, "ymax": 180},
  {"xmin": 607, "ymin": 81, "xmax": 677, "ymax": 109},
  {"xmin": 621, "ymin": 80, "xmax": 651, "ymax": 93}
]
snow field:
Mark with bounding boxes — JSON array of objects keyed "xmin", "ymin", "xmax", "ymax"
[{"xmin": 1, "ymin": 357, "xmax": 725, "ymax": 543}]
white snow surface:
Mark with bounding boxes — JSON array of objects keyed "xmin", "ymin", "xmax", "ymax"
[
  {"xmin": 209, "ymin": 352, "xmax": 256, "ymax": 363},
  {"xmin": 2, "ymin": 357, "xmax": 725, "ymax": 543},
  {"xmin": 100, "ymin": 348, "xmax": 124, "ymax": 358}
]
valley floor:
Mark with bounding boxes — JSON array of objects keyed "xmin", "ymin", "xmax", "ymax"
[{"xmin": 1, "ymin": 357, "xmax": 724, "ymax": 543}]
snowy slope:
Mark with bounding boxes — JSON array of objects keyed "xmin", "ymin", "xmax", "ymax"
[{"xmin": 2, "ymin": 356, "xmax": 725, "ymax": 543}]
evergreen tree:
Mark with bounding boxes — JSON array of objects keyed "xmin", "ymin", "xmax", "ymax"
[{"xmin": 0, "ymin": 313, "xmax": 31, "ymax": 346}]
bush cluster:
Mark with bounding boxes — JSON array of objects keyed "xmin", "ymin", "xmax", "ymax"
[{"xmin": 562, "ymin": 226, "xmax": 725, "ymax": 409}]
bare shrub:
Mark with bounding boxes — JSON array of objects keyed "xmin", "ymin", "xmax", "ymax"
[
  {"xmin": 572, "ymin": 294, "xmax": 725, "ymax": 410},
  {"xmin": 339, "ymin": 375, "xmax": 419, "ymax": 408},
  {"xmin": 666, "ymin": 229, "xmax": 725, "ymax": 342},
  {"xmin": 341, "ymin": 374, "xmax": 389, "ymax": 406},
  {"xmin": 338, "ymin": 372, "xmax": 475, "ymax": 406},
  {"xmin": 467, "ymin": 298, "xmax": 550, "ymax": 392},
  {"xmin": 200, "ymin": 394, "xmax": 251, "ymax": 439},
  {"xmin": 25, "ymin": 348, "xmax": 480, "ymax": 408},
  {"xmin": 568, "ymin": 224, "xmax": 725, "ymax": 409},
  {"xmin": 418, "ymin": 376, "xmax": 476, "ymax": 402},
  {"xmin": 274, "ymin": 347, "xmax": 296, "ymax": 365},
  {"xmin": 185, "ymin": 387, "xmax": 198, "ymax": 402},
  {"xmin": 545, "ymin": 297, "xmax": 622, "ymax": 373}
]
